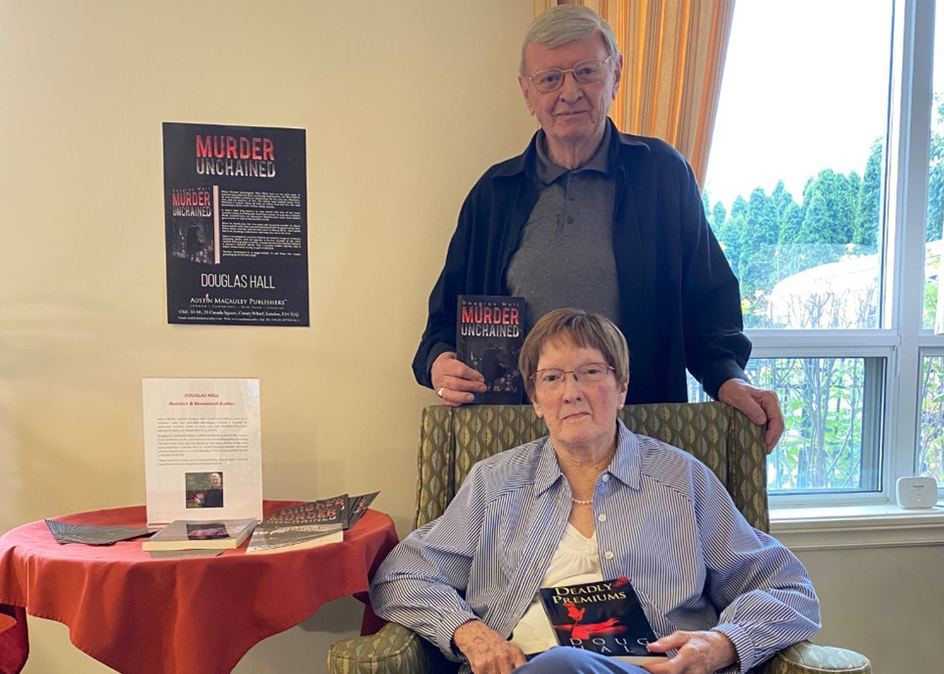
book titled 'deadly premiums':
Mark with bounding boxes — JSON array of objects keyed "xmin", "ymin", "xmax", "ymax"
[
  {"xmin": 141, "ymin": 518, "xmax": 257, "ymax": 551},
  {"xmin": 456, "ymin": 295, "xmax": 525, "ymax": 405},
  {"xmin": 538, "ymin": 577, "xmax": 668, "ymax": 665}
]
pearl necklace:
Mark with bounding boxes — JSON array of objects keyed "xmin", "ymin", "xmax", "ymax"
[{"xmin": 571, "ymin": 497, "xmax": 593, "ymax": 505}]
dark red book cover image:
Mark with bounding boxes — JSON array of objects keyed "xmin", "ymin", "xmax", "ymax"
[{"xmin": 538, "ymin": 577, "xmax": 667, "ymax": 664}]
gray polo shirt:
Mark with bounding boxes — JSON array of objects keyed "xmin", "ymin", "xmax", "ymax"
[{"xmin": 506, "ymin": 125, "xmax": 621, "ymax": 329}]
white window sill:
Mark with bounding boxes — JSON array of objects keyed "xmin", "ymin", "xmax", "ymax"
[{"xmin": 770, "ymin": 503, "xmax": 944, "ymax": 550}]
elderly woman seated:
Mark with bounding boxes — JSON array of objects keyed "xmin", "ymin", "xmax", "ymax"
[{"xmin": 370, "ymin": 308, "xmax": 819, "ymax": 674}]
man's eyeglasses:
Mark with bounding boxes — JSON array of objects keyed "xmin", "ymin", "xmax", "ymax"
[
  {"xmin": 532, "ymin": 362, "xmax": 615, "ymax": 392},
  {"xmin": 524, "ymin": 56, "xmax": 613, "ymax": 94}
]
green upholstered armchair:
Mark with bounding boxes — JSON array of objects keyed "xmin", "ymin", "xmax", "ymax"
[{"xmin": 328, "ymin": 402, "xmax": 871, "ymax": 674}]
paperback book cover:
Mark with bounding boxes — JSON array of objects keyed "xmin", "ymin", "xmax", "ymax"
[
  {"xmin": 456, "ymin": 295, "xmax": 525, "ymax": 404},
  {"xmin": 246, "ymin": 491, "xmax": 370, "ymax": 554},
  {"xmin": 141, "ymin": 518, "xmax": 256, "ymax": 551},
  {"xmin": 245, "ymin": 522, "xmax": 343, "ymax": 554},
  {"xmin": 265, "ymin": 494, "xmax": 348, "ymax": 527},
  {"xmin": 538, "ymin": 577, "xmax": 667, "ymax": 665},
  {"xmin": 45, "ymin": 520, "xmax": 154, "ymax": 546},
  {"xmin": 346, "ymin": 491, "xmax": 379, "ymax": 528},
  {"xmin": 169, "ymin": 185, "xmax": 218, "ymax": 266}
]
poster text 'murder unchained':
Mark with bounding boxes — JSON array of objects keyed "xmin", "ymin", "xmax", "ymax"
[{"xmin": 195, "ymin": 134, "xmax": 277, "ymax": 178}]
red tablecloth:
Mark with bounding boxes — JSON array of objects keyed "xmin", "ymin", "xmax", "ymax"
[{"xmin": 0, "ymin": 501, "xmax": 399, "ymax": 674}]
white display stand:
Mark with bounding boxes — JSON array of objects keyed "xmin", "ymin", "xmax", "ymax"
[{"xmin": 143, "ymin": 378, "xmax": 263, "ymax": 526}]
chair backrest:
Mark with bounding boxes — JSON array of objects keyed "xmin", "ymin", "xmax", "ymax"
[{"xmin": 414, "ymin": 401, "xmax": 769, "ymax": 532}]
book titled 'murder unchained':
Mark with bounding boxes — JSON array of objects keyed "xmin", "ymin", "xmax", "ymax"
[
  {"xmin": 538, "ymin": 577, "xmax": 667, "ymax": 665},
  {"xmin": 456, "ymin": 295, "xmax": 525, "ymax": 404}
]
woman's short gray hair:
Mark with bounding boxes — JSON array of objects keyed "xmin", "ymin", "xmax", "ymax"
[
  {"xmin": 520, "ymin": 5, "xmax": 621, "ymax": 75},
  {"xmin": 519, "ymin": 308, "xmax": 630, "ymax": 399}
]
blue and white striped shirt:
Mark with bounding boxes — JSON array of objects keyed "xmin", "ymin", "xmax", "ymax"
[{"xmin": 370, "ymin": 421, "xmax": 820, "ymax": 673}]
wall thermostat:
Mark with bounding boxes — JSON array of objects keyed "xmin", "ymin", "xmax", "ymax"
[{"xmin": 895, "ymin": 476, "xmax": 939, "ymax": 509}]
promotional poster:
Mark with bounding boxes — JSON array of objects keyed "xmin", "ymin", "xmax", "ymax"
[
  {"xmin": 162, "ymin": 122, "xmax": 309, "ymax": 326},
  {"xmin": 142, "ymin": 377, "xmax": 263, "ymax": 526}
]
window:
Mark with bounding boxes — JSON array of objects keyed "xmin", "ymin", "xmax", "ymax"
[
  {"xmin": 688, "ymin": 355, "xmax": 885, "ymax": 496},
  {"xmin": 697, "ymin": 0, "xmax": 943, "ymax": 504},
  {"xmin": 705, "ymin": 1, "xmax": 891, "ymax": 332}
]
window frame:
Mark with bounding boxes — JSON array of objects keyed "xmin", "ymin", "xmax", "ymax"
[{"xmin": 916, "ymin": 346, "xmax": 944, "ymax": 498}]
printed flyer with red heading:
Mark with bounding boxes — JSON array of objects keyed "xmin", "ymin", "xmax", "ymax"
[{"xmin": 162, "ymin": 122, "xmax": 309, "ymax": 326}]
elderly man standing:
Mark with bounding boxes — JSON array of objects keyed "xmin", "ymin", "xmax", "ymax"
[{"xmin": 413, "ymin": 5, "xmax": 784, "ymax": 452}]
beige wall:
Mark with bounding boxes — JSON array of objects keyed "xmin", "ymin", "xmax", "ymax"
[
  {"xmin": 1, "ymin": 2, "xmax": 939, "ymax": 673},
  {"xmin": 0, "ymin": 0, "xmax": 535, "ymax": 530},
  {"xmin": 0, "ymin": 1, "xmax": 534, "ymax": 671},
  {"xmin": 793, "ymin": 544, "xmax": 944, "ymax": 674}
]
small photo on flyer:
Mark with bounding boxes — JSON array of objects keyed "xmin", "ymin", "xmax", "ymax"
[{"xmin": 186, "ymin": 471, "xmax": 224, "ymax": 509}]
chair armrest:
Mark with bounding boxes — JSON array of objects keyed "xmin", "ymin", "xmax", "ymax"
[
  {"xmin": 327, "ymin": 622, "xmax": 435, "ymax": 674},
  {"xmin": 755, "ymin": 641, "xmax": 871, "ymax": 674}
]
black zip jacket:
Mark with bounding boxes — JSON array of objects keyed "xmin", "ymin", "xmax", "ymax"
[{"xmin": 413, "ymin": 121, "xmax": 750, "ymax": 403}]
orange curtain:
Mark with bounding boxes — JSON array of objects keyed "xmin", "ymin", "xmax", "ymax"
[{"xmin": 539, "ymin": 0, "xmax": 736, "ymax": 186}]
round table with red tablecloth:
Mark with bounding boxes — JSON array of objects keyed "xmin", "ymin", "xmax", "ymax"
[{"xmin": 0, "ymin": 501, "xmax": 399, "ymax": 674}]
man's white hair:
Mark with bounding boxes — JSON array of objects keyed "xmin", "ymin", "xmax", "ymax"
[{"xmin": 520, "ymin": 5, "xmax": 621, "ymax": 75}]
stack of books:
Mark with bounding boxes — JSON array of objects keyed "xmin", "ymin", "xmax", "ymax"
[
  {"xmin": 138, "ymin": 492, "xmax": 379, "ymax": 556},
  {"xmin": 245, "ymin": 491, "xmax": 379, "ymax": 554}
]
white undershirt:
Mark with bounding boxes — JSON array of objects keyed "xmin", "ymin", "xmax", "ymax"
[{"xmin": 509, "ymin": 523, "xmax": 604, "ymax": 655}]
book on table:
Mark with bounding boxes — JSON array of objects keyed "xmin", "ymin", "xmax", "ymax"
[
  {"xmin": 245, "ymin": 491, "xmax": 379, "ymax": 554},
  {"xmin": 537, "ymin": 577, "xmax": 668, "ymax": 665},
  {"xmin": 45, "ymin": 519, "xmax": 154, "ymax": 546},
  {"xmin": 346, "ymin": 491, "xmax": 379, "ymax": 528},
  {"xmin": 265, "ymin": 491, "xmax": 379, "ymax": 529},
  {"xmin": 141, "ymin": 518, "xmax": 257, "ymax": 551},
  {"xmin": 264, "ymin": 493, "xmax": 348, "ymax": 527},
  {"xmin": 245, "ymin": 522, "xmax": 343, "ymax": 554}
]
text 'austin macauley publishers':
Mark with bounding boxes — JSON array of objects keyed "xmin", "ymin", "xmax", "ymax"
[{"xmin": 162, "ymin": 122, "xmax": 309, "ymax": 326}]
